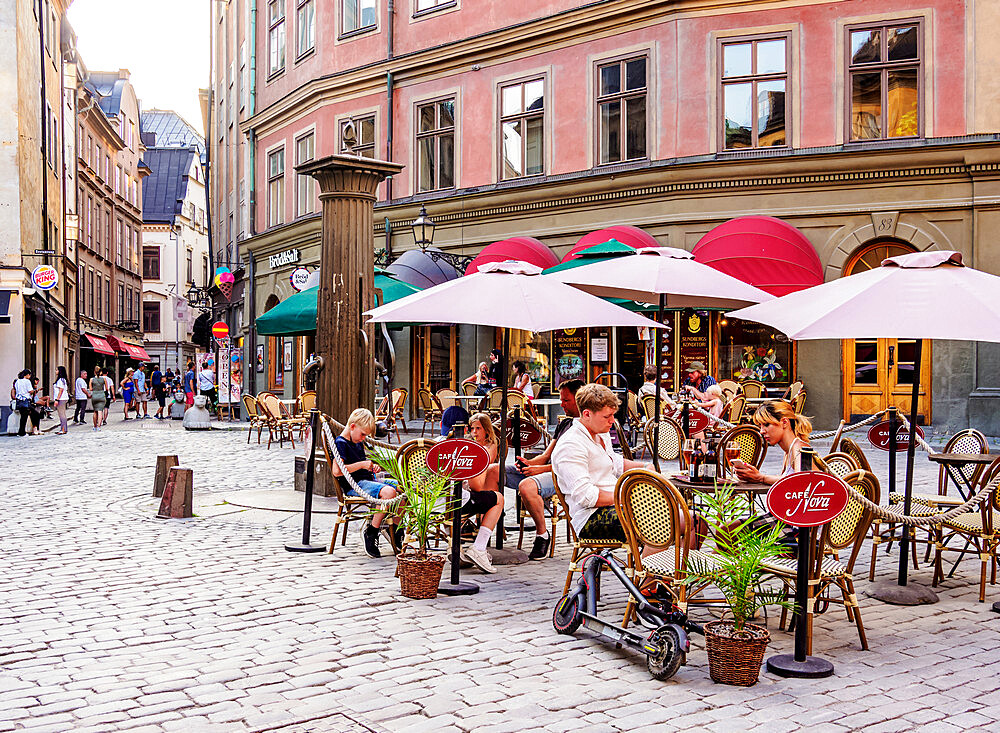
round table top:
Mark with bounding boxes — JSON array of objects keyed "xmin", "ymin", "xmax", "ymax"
[
  {"xmin": 928, "ymin": 452, "xmax": 998, "ymax": 465},
  {"xmin": 665, "ymin": 473, "xmax": 771, "ymax": 494}
]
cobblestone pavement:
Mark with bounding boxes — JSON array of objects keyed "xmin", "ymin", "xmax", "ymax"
[{"xmin": 2, "ymin": 415, "xmax": 1000, "ymax": 732}]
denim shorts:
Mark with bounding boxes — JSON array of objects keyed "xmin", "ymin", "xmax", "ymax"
[
  {"xmin": 349, "ymin": 478, "xmax": 399, "ymax": 499},
  {"xmin": 504, "ymin": 464, "xmax": 556, "ymax": 499}
]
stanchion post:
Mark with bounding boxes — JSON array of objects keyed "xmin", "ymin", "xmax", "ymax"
[
  {"xmin": 440, "ymin": 422, "xmax": 480, "ymax": 596},
  {"xmin": 766, "ymin": 447, "xmax": 834, "ymax": 679},
  {"xmin": 682, "ymin": 399, "xmax": 690, "ymax": 438},
  {"xmin": 286, "ymin": 409, "xmax": 325, "ymax": 553},
  {"xmin": 887, "ymin": 407, "xmax": 900, "ymax": 581}
]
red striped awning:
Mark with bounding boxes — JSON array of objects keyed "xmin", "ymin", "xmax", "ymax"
[
  {"xmin": 84, "ymin": 333, "xmax": 116, "ymax": 356},
  {"xmin": 106, "ymin": 335, "xmax": 151, "ymax": 361}
]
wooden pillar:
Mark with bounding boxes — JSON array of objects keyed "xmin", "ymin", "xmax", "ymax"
[
  {"xmin": 153, "ymin": 454, "xmax": 179, "ymax": 497},
  {"xmin": 157, "ymin": 466, "xmax": 193, "ymax": 519},
  {"xmin": 297, "ymin": 155, "xmax": 404, "ymax": 422}
]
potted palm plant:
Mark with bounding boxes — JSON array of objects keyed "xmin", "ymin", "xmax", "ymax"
[
  {"xmin": 370, "ymin": 447, "xmax": 453, "ymax": 599},
  {"xmin": 683, "ymin": 484, "xmax": 792, "ymax": 686}
]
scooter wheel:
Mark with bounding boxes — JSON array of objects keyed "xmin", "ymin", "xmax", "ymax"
[
  {"xmin": 646, "ymin": 625, "xmax": 684, "ymax": 680},
  {"xmin": 552, "ymin": 593, "xmax": 583, "ymax": 635}
]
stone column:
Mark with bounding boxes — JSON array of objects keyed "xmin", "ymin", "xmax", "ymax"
[{"xmin": 297, "ymin": 155, "xmax": 403, "ymax": 422}]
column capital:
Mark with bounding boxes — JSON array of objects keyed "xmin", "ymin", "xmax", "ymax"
[{"xmin": 297, "ymin": 155, "xmax": 404, "ymax": 201}]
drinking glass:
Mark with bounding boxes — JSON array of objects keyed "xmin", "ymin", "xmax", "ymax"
[
  {"xmin": 725, "ymin": 440, "xmax": 741, "ymax": 479},
  {"xmin": 682, "ymin": 438, "xmax": 695, "ymax": 472}
]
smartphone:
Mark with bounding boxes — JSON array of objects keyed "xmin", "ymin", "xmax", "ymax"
[
  {"xmin": 730, "ymin": 459, "xmax": 746, "ymax": 469},
  {"xmin": 515, "ymin": 457, "xmax": 527, "ymax": 469}
]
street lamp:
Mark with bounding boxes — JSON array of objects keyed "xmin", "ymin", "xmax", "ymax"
[{"xmin": 411, "ymin": 205, "xmax": 435, "ymax": 251}]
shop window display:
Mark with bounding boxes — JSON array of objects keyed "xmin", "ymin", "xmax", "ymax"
[
  {"xmin": 720, "ymin": 319, "xmax": 791, "ymax": 386},
  {"xmin": 510, "ymin": 329, "xmax": 551, "ymax": 393}
]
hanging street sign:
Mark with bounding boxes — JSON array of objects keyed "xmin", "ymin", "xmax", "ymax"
[
  {"xmin": 289, "ymin": 267, "xmax": 311, "ymax": 291},
  {"xmin": 765, "ymin": 471, "xmax": 850, "ymax": 528},
  {"xmin": 31, "ymin": 265, "xmax": 58, "ymax": 290}
]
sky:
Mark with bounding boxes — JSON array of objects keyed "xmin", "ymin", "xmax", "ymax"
[{"xmin": 67, "ymin": 0, "xmax": 210, "ymax": 133}]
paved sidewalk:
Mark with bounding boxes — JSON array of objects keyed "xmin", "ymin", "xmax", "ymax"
[{"xmin": 1, "ymin": 420, "xmax": 999, "ymax": 732}]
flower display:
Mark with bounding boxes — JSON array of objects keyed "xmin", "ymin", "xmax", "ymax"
[{"xmin": 736, "ymin": 345, "xmax": 787, "ymax": 383}]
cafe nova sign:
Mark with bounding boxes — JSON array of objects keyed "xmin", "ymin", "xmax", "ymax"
[
  {"xmin": 765, "ymin": 471, "xmax": 850, "ymax": 528},
  {"xmin": 426, "ymin": 439, "xmax": 491, "ymax": 481}
]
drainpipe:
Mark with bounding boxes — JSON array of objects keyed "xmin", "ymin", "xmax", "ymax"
[
  {"xmin": 248, "ymin": 0, "xmax": 257, "ymax": 235},
  {"xmin": 385, "ymin": 0, "xmax": 394, "ymax": 201},
  {"xmin": 37, "ymin": 0, "xmax": 50, "ymax": 259}
]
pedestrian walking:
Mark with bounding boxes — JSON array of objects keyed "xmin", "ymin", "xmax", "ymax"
[
  {"xmin": 120, "ymin": 368, "xmax": 135, "ymax": 420},
  {"xmin": 133, "ymin": 364, "xmax": 149, "ymax": 418},
  {"xmin": 11, "ymin": 369, "xmax": 35, "ymax": 437},
  {"xmin": 198, "ymin": 363, "xmax": 217, "ymax": 412},
  {"xmin": 89, "ymin": 366, "xmax": 107, "ymax": 432},
  {"xmin": 101, "ymin": 370, "xmax": 115, "ymax": 426},
  {"xmin": 53, "ymin": 366, "xmax": 70, "ymax": 435},
  {"xmin": 73, "ymin": 369, "xmax": 90, "ymax": 424},
  {"xmin": 151, "ymin": 364, "xmax": 166, "ymax": 419},
  {"xmin": 183, "ymin": 361, "xmax": 196, "ymax": 411}
]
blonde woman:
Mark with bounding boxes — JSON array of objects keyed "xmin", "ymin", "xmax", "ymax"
[
  {"xmin": 461, "ymin": 412, "xmax": 505, "ymax": 574},
  {"xmin": 734, "ymin": 400, "xmax": 812, "ymax": 485}
]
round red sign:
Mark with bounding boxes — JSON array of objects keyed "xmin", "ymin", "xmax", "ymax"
[
  {"xmin": 674, "ymin": 409, "xmax": 709, "ymax": 435},
  {"xmin": 765, "ymin": 471, "xmax": 850, "ymax": 528},
  {"xmin": 504, "ymin": 417, "xmax": 543, "ymax": 449},
  {"xmin": 867, "ymin": 421, "xmax": 925, "ymax": 452},
  {"xmin": 211, "ymin": 321, "xmax": 229, "ymax": 339},
  {"xmin": 426, "ymin": 439, "xmax": 492, "ymax": 480}
]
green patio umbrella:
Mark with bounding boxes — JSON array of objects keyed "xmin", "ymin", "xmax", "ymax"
[
  {"xmin": 544, "ymin": 240, "xmax": 659, "ymax": 313},
  {"xmin": 256, "ymin": 274, "xmax": 421, "ymax": 336}
]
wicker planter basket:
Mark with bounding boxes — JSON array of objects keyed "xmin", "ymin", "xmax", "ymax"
[
  {"xmin": 704, "ymin": 620, "xmax": 770, "ymax": 686},
  {"xmin": 397, "ymin": 553, "xmax": 446, "ymax": 599}
]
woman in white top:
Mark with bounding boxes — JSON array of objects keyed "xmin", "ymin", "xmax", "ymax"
[
  {"xmin": 53, "ymin": 366, "xmax": 70, "ymax": 435},
  {"xmin": 11, "ymin": 369, "xmax": 35, "ymax": 437},
  {"xmin": 512, "ymin": 360, "xmax": 534, "ymax": 400}
]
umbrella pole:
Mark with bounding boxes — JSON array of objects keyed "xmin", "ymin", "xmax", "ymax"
[
  {"xmin": 653, "ymin": 294, "xmax": 665, "ymax": 472},
  {"xmin": 872, "ymin": 338, "xmax": 937, "ymax": 604},
  {"xmin": 897, "ymin": 339, "xmax": 922, "ymax": 586},
  {"xmin": 497, "ymin": 327, "xmax": 510, "ymax": 550}
]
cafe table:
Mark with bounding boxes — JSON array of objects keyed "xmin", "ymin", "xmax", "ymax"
[
  {"xmin": 927, "ymin": 452, "xmax": 998, "ymax": 501},
  {"xmin": 530, "ymin": 397, "xmax": 562, "ymax": 424},
  {"xmin": 666, "ymin": 472, "xmax": 771, "ymax": 509}
]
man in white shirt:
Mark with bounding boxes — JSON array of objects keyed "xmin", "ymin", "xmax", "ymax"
[
  {"xmin": 637, "ymin": 365, "xmax": 674, "ymax": 409},
  {"xmin": 199, "ymin": 364, "xmax": 217, "ymax": 410},
  {"xmin": 73, "ymin": 369, "xmax": 90, "ymax": 424},
  {"xmin": 552, "ymin": 384, "xmax": 649, "ymax": 542},
  {"xmin": 12, "ymin": 369, "xmax": 34, "ymax": 436},
  {"xmin": 134, "ymin": 365, "xmax": 149, "ymax": 418}
]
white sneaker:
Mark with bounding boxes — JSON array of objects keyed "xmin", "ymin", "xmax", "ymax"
[{"xmin": 465, "ymin": 547, "xmax": 497, "ymax": 574}]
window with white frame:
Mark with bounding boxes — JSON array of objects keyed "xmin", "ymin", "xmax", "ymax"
[
  {"xmin": 416, "ymin": 0, "xmax": 452, "ymax": 13},
  {"xmin": 267, "ymin": 147, "xmax": 285, "ymax": 226},
  {"xmin": 499, "ymin": 79, "xmax": 544, "ymax": 179},
  {"xmin": 416, "ymin": 98, "xmax": 455, "ymax": 192},
  {"xmin": 295, "ymin": 132, "xmax": 316, "ymax": 216},
  {"xmin": 720, "ymin": 35, "xmax": 789, "ymax": 149},
  {"xmin": 268, "ymin": 0, "xmax": 286, "ymax": 76},
  {"xmin": 343, "ymin": 0, "xmax": 376, "ymax": 34},
  {"xmin": 297, "ymin": 0, "xmax": 315, "ymax": 55}
]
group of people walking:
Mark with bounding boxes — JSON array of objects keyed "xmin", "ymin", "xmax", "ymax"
[{"xmin": 9, "ymin": 359, "xmax": 211, "ymax": 436}]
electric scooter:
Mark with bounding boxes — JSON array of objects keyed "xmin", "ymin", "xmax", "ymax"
[{"xmin": 553, "ymin": 548, "xmax": 702, "ymax": 680}]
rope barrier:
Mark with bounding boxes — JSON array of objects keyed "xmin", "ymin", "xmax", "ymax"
[
  {"xmin": 811, "ymin": 411, "xmax": 886, "ymax": 439},
  {"xmin": 319, "ymin": 416, "xmax": 404, "ymax": 509},
  {"xmin": 845, "ymin": 475, "xmax": 994, "ymax": 527},
  {"xmin": 896, "ymin": 413, "xmax": 935, "ymax": 453}
]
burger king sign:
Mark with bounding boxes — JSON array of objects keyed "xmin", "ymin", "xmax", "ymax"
[{"xmin": 31, "ymin": 265, "xmax": 58, "ymax": 291}]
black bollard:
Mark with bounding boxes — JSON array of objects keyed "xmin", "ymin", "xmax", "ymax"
[
  {"xmin": 766, "ymin": 447, "xmax": 834, "ymax": 678},
  {"xmin": 286, "ymin": 409, "xmax": 326, "ymax": 553},
  {"xmin": 440, "ymin": 422, "xmax": 480, "ymax": 596}
]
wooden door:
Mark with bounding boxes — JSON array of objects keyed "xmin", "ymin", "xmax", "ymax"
[
  {"xmin": 842, "ymin": 338, "xmax": 931, "ymax": 422},
  {"xmin": 412, "ymin": 326, "xmax": 456, "ymax": 396}
]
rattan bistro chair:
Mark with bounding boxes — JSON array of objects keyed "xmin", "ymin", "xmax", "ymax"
[
  {"xmin": 820, "ymin": 452, "xmax": 861, "ymax": 480},
  {"xmin": 643, "ymin": 418, "xmax": 686, "ymax": 470},
  {"xmin": 740, "ymin": 380, "xmax": 766, "ymax": 400},
  {"xmin": 395, "ymin": 438, "xmax": 447, "ymax": 551},
  {"xmin": 297, "ymin": 390, "xmax": 316, "ymax": 415},
  {"xmin": 615, "ymin": 469, "xmax": 720, "ymax": 626},
  {"xmin": 436, "ymin": 388, "xmax": 459, "ymax": 410},
  {"xmin": 838, "ymin": 437, "xmax": 873, "ymax": 473},
  {"xmin": 718, "ymin": 379, "xmax": 740, "ymax": 400},
  {"xmin": 720, "ymin": 393, "xmax": 746, "ymax": 425},
  {"xmin": 766, "ymin": 469, "xmax": 880, "ymax": 653},
  {"xmin": 417, "ymin": 388, "xmax": 443, "ymax": 437},
  {"xmin": 552, "ymin": 475, "xmax": 626, "ymax": 595},
  {"xmin": 933, "ymin": 456, "xmax": 1000, "ymax": 602},
  {"xmin": 242, "ymin": 394, "xmax": 266, "ymax": 445},
  {"xmin": 717, "ymin": 424, "xmax": 766, "ymax": 475},
  {"xmin": 461, "ymin": 382, "xmax": 478, "ymax": 397}
]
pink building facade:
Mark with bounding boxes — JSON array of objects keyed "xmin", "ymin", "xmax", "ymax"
[{"xmin": 212, "ymin": 0, "xmax": 1000, "ymax": 433}]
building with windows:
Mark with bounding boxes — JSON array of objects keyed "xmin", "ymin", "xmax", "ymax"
[
  {"xmin": 139, "ymin": 117, "xmax": 209, "ymax": 372},
  {"xmin": 74, "ymin": 66, "xmax": 149, "ymax": 377},
  {"xmin": 214, "ymin": 0, "xmax": 1000, "ymax": 433},
  {"xmin": 0, "ymin": 0, "xmax": 74, "ymax": 425}
]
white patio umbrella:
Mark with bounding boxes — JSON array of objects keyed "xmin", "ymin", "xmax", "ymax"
[
  {"xmin": 729, "ymin": 249, "xmax": 1000, "ymax": 595},
  {"xmin": 365, "ymin": 259, "xmax": 664, "ymax": 518},
  {"xmin": 549, "ymin": 247, "xmax": 775, "ymax": 466}
]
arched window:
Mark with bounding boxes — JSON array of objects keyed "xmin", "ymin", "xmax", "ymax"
[{"xmin": 844, "ymin": 239, "xmax": 915, "ymax": 276}]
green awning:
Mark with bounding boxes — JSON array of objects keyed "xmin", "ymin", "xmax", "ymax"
[
  {"xmin": 256, "ymin": 274, "xmax": 421, "ymax": 336},
  {"xmin": 544, "ymin": 240, "xmax": 658, "ymax": 313}
]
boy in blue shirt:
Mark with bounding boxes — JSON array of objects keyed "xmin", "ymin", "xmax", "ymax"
[{"xmin": 334, "ymin": 408, "xmax": 402, "ymax": 558}]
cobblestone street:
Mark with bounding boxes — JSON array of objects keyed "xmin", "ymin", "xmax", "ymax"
[{"xmin": 2, "ymin": 417, "xmax": 1000, "ymax": 732}]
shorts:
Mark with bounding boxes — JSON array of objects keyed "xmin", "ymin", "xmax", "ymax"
[
  {"xmin": 185, "ymin": 392, "xmax": 194, "ymax": 406},
  {"xmin": 462, "ymin": 489, "xmax": 499, "ymax": 516},
  {"xmin": 156, "ymin": 393, "xmax": 166, "ymax": 408},
  {"xmin": 578, "ymin": 507, "xmax": 627, "ymax": 542},
  {"xmin": 505, "ymin": 463, "xmax": 556, "ymax": 499},
  {"xmin": 137, "ymin": 390, "xmax": 148, "ymax": 402},
  {"xmin": 348, "ymin": 478, "xmax": 399, "ymax": 499}
]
